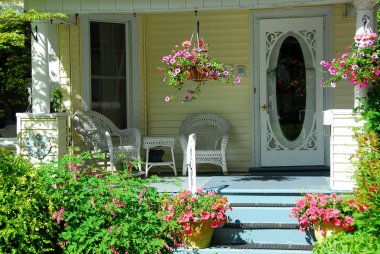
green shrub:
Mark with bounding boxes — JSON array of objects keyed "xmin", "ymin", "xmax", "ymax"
[
  {"xmin": 316, "ymin": 130, "xmax": 380, "ymax": 254},
  {"xmin": 313, "ymin": 230, "xmax": 380, "ymax": 254},
  {"xmin": 356, "ymin": 84, "xmax": 380, "ymax": 135},
  {"xmin": 0, "ymin": 148, "xmax": 60, "ymax": 253},
  {"xmin": 350, "ymin": 131, "xmax": 380, "ymax": 235},
  {"xmin": 40, "ymin": 151, "xmax": 177, "ymax": 253}
]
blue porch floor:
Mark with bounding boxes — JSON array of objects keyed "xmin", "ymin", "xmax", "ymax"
[{"xmin": 150, "ymin": 172, "xmax": 332, "ymax": 194}]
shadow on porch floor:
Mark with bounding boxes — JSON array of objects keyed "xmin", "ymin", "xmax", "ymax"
[{"xmin": 149, "ymin": 167, "xmax": 331, "ymax": 194}]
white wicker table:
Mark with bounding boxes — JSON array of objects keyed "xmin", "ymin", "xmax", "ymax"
[{"xmin": 142, "ymin": 136, "xmax": 177, "ymax": 177}]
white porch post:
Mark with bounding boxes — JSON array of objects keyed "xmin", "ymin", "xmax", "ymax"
[
  {"xmin": 352, "ymin": 0, "xmax": 376, "ymax": 108},
  {"xmin": 31, "ymin": 20, "xmax": 51, "ymax": 114}
]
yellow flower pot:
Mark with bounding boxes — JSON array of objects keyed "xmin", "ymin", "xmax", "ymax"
[
  {"xmin": 313, "ymin": 221, "xmax": 346, "ymax": 242},
  {"xmin": 182, "ymin": 220, "xmax": 214, "ymax": 249}
]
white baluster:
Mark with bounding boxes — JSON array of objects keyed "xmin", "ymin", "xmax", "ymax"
[{"xmin": 186, "ymin": 134, "xmax": 197, "ymax": 194}]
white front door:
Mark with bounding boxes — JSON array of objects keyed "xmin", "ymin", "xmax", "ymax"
[{"xmin": 259, "ymin": 17, "xmax": 324, "ymax": 166}]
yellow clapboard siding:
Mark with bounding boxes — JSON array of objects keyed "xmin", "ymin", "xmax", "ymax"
[{"xmin": 332, "ymin": 4, "xmax": 356, "ymax": 109}]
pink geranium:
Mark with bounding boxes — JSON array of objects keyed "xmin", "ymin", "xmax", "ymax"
[
  {"xmin": 290, "ymin": 193, "xmax": 357, "ymax": 233},
  {"xmin": 159, "ymin": 189, "xmax": 231, "ymax": 237}
]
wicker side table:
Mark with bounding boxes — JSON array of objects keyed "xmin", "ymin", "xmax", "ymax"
[{"xmin": 142, "ymin": 136, "xmax": 177, "ymax": 177}]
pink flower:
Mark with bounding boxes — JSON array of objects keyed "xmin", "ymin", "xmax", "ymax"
[
  {"xmin": 329, "ymin": 67, "xmax": 336, "ymax": 75},
  {"xmin": 211, "ymin": 221, "xmax": 220, "ymax": 228},
  {"xmin": 182, "ymin": 40, "xmax": 191, "ymax": 48},
  {"xmin": 165, "ymin": 96, "xmax": 171, "ymax": 102},
  {"xmin": 344, "ymin": 216, "xmax": 354, "ymax": 224},
  {"xmin": 332, "ymin": 218, "xmax": 342, "ymax": 226},
  {"xmin": 201, "ymin": 212, "xmax": 210, "ymax": 220},
  {"xmin": 183, "ymin": 223, "xmax": 191, "ymax": 231}
]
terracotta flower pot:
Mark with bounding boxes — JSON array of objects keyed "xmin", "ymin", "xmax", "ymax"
[
  {"xmin": 313, "ymin": 221, "xmax": 346, "ymax": 242},
  {"xmin": 182, "ymin": 220, "xmax": 214, "ymax": 249},
  {"xmin": 186, "ymin": 67, "xmax": 208, "ymax": 82}
]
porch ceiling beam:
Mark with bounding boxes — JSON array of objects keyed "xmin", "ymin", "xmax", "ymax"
[{"xmin": 25, "ymin": 0, "xmax": 352, "ymax": 14}]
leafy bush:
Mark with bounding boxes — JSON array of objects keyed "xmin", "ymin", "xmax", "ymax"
[
  {"xmin": 313, "ymin": 230, "xmax": 380, "ymax": 254},
  {"xmin": 0, "ymin": 148, "xmax": 60, "ymax": 253},
  {"xmin": 314, "ymin": 130, "xmax": 380, "ymax": 254},
  {"xmin": 355, "ymin": 83, "xmax": 380, "ymax": 134},
  {"xmin": 40, "ymin": 151, "xmax": 176, "ymax": 253},
  {"xmin": 0, "ymin": 9, "xmax": 66, "ymax": 126},
  {"xmin": 350, "ymin": 131, "xmax": 380, "ymax": 235}
]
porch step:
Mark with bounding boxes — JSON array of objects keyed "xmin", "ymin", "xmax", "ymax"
[
  {"xmin": 226, "ymin": 202, "xmax": 297, "ymax": 224},
  {"xmin": 224, "ymin": 193, "xmax": 302, "ymax": 204},
  {"xmin": 154, "ymin": 175, "xmax": 329, "ymax": 253},
  {"xmin": 222, "ymin": 222, "xmax": 299, "ymax": 229},
  {"xmin": 217, "ymin": 243, "xmax": 313, "ymax": 250},
  {"xmin": 212, "ymin": 222, "xmax": 311, "ymax": 245},
  {"xmin": 175, "ymin": 244, "xmax": 312, "ymax": 254},
  {"xmin": 203, "ymin": 195, "xmax": 313, "ymax": 253}
]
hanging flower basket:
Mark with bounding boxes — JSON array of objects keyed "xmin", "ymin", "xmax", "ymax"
[
  {"xmin": 186, "ymin": 67, "xmax": 208, "ymax": 82},
  {"xmin": 159, "ymin": 22, "xmax": 241, "ymax": 103},
  {"xmin": 320, "ymin": 32, "xmax": 380, "ymax": 88}
]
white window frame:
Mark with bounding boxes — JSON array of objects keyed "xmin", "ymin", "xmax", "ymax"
[{"xmin": 80, "ymin": 14, "xmax": 140, "ymax": 129}]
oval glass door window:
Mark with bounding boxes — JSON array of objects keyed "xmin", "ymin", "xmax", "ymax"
[{"xmin": 275, "ymin": 36, "xmax": 306, "ymax": 141}]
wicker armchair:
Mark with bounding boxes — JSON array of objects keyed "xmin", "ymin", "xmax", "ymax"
[
  {"xmin": 72, "ymin": 110, "xmax": 142, "ymax": 173},
  {"xmin": 179, "ymin": 113, "xmax": 230, "ymax": 176}
]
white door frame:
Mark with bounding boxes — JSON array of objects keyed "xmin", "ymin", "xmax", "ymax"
[{"xmin": 251, "ymin": 8, "xmax": 333, "ymax": 168}]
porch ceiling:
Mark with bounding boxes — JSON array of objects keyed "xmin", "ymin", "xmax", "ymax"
[{"xmin": 25, "ymin": 0, "xmax": 351, "ymax": 14}]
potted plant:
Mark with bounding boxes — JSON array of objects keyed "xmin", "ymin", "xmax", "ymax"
[
  {"xmin": 320, "ymin": 32, "xmax": 380, "ymax": 88},
  {"xmin": 160, "ymin": 188, "xmax": 232, "ymax": 249},
  {"xmin": 290, "ymin": 193, "xmax": 356, "ymax": 242},
  {"xmin": 159, "ymin": 38, "xmax": 241, "ymax": 103}
]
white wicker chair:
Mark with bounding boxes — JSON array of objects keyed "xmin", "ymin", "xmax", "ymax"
[
  {"xmin": 72, "ymin": 110, "xmax": 142, "ymax": 173},
  {"xmin": 179, "ymin": 113, "xmax": 230, "ymax": 176}
]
